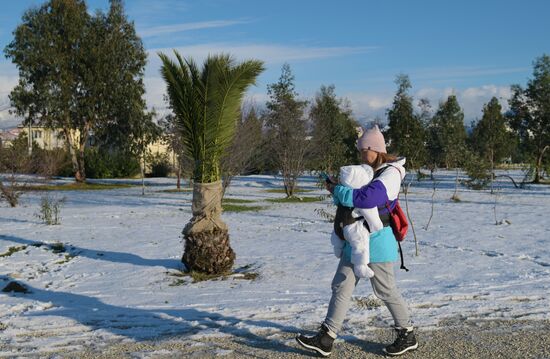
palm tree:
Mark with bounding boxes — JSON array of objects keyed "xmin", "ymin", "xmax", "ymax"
[{"xmin": 159, "ymin": 51, "xmax": 264, "ymax": 274}]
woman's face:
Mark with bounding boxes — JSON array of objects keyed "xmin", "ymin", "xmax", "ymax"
[{"xmin": 361, "ymin": 149, "xmax": 378, "ymax": 166}]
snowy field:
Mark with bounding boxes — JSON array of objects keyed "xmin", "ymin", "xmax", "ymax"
[{"xmin": 0, "ymin": 170, "xmax": 549, "ymax": 356}]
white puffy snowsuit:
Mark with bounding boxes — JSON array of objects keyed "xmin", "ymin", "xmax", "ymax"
[{"xmin": 330, "ymin": 164, "xmax": 383, "ymax": 278}]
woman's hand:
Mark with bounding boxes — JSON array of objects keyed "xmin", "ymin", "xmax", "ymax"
[{"xmin": 325, "ymin": 178, "xmax": 336, "ymax": 193}]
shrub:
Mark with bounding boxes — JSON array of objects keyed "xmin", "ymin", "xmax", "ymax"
[
  {"xmin": 85, "ymin": 148, "xmax": 140, "ymax": 179},
  {"xmin": 36, "ymin": 195, "xmax": 65, "ymax": 225},
  {"xmin": 34, "ymin": 148, "xmax": 73, "ymax": 177},
  {"xmin": 463, "ymin": 153, "xmax": 491, "ymax": 190},
  {"xmin": 147, "ymin": 152, "xmax": 171, "ymax": 177}
]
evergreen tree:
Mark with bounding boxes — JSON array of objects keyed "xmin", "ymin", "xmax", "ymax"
[
  {"xmin": 4, "ymin": 0, "xmax": 152, "ymax": 182},
  {"xmin": 430, "ymin": 95, "xmax": 468, "ymax": 169},
  {"xmin": 430, "ymin": 95, "xmax": 468, "ymax": 198},
  {"xmin": 264, "ymin": 64, "xmax": 308, "ymax": 197},
  {"xmin": 471, "ymin": 97, "xmax": 513, "ymax": 190},
  {"xmin": 309, "ymin": 85, "xmax": 359, "ymax": 173},
  {"xmin": 507, "ymin": 54, "xmax": 550, "ymax": 183},
  {"xmin": 386, "ymin": 74, "xmax": 426, "ymax": 170}
]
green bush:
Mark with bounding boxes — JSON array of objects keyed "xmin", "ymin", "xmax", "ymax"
[
  {"xmin": 147, "ymin": 152, "xmax": 171, "ymax": 177},
  {"xmin": 463, "ymin": 153, "xmax": 491, "ymax": 190},
  {"xmin": 36, "ymin": 194, "xmax": 65, "ymax": 225},
  {"xmin": 85, "ymin": 148, "xmax": 140, "ymax": 179}
]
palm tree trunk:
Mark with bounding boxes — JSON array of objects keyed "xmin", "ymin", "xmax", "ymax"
[{"xmin": 182, "ymin": 180, "xmax": 235, "ymax": 274}]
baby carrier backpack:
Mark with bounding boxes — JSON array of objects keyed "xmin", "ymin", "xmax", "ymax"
[{"xmin": 333, "ymin": 163, "xmax": 410, "ymax": 271}]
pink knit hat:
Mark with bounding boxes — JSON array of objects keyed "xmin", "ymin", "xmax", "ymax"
[{"xmin": 356, "ymin": 125, "xmax": 387, "ymax": 153}]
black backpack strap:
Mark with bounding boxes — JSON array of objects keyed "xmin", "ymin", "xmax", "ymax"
[
  {"xmin": 377, "ymin": 164, "xmax": 409, "ymax": 271},
  {"xmin": 397, "ymin": 241, "xmax": 409, "ymax": 272}
]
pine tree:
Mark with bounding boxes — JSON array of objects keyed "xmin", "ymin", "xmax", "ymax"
[
  {"xmin": 430, "ymin": 95, "xmax": 468, "ymax": 199},
  {"xmin": 507, "ymin": 54, "xmax": 550, "ymax": 183},
  {"xmin": 309, "ymin": 85, "xmax": 359, "ymax": 174},
  {"xmin": 264, "ymin": 64, "xmax": 308, "ymax": 197},
  {"xmin": 386, "ymin": 74, "xmax": 426, "ymax": 170},
  {"xmin": 430, "ymin": 95, "xmax": 467, "ymax": 169},
  {"xmin": 470, "ymin": 97, "xmax": 513, "ymax": 191}
]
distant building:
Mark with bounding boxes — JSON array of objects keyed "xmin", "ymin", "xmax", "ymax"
[
  {"xmin": 0, "ymin": 128, "xmax": 21, "ymax": 148},
  {"xmin": 20, "ymin": 125, "xmax": 67, "ymax": 150},
  {"xmin": 1, "ymin": 122, "xmax": 177, "ymax": 173}
]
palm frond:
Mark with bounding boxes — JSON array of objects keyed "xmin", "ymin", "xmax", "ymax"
[{"xmin": 159, "ymin": 50, "xmax": 264, "ymax": 183}]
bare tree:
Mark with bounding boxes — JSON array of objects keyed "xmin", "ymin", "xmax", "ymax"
[
  {"xmin": 221, "ymin": 104, "xmax": 263, "ymax": 196},
  {"xmin": 403, "ymin": 180, "xmax": 419, "ymax": 256},
  {"xmin": 36, "ymin": 149, "xmax": 70, "ymax": 179},
  {"xmin": 424, "ymin": 178, "xmax": 438, "ymax": 231},
  {"xmin": 159, "ymin": 113, "xmax": 192, "ymax": 190}
]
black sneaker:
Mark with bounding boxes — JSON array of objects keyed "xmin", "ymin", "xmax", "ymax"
[
  {"xmin": 296, "ymin": 324, "xmax": 334, "ymax": 357},
  {"xmin": 383, "ymin": 327, "xmax": 418, "ymax": 356}
]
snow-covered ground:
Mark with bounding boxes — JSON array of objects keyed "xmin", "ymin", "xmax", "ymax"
[{"xmin": 1, "ymin": 170, "xmax": 549, "ymax": 356}]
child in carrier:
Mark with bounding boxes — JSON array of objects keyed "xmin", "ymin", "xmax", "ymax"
[{"xmin": 330, "ymin": 164, "xmax": 383, "ymax": 278}]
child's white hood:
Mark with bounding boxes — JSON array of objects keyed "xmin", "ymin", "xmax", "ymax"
[
  {"xmin": 382, "ymin": 157, "xmax": 406, "ymax": 180},
  {"xmin": 339, "ymin": 165, "xmax": 374, "ymax": 189}
]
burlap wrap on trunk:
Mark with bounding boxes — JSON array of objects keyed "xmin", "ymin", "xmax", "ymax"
[{"xmin": 183, "ymin": 180, "xmax": 227, "ymax": 235}]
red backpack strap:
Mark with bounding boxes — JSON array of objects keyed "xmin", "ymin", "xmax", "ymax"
[{"xmin": 385, "ymin": 199, "xmax": 410, "ymax": 272}]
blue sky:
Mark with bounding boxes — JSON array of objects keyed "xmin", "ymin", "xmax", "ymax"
[{"xmin": 1, "ymin": 0, "xmax": 549, "ymax": 127}]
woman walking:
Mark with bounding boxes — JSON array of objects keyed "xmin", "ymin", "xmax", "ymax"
[{"xmin": 296, "ymin": 125, "xmax": 418, "ymax": 357}]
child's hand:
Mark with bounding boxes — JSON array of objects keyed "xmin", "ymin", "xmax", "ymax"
[{"xmin": 325, "ymin": 183, "xmax": 336, "ymax": 193}]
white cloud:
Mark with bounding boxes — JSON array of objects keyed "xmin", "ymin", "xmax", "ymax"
[
  {"xmin": 414, "ymin": 85, "xmax": 511, "ymax": 121},
  {"xmin": 139, "ymin": 19, "xmax": 250, "ymax": 38},
  {"xmin": 0, "ymin": 75, "xmax": 18, "ymax": 95},
  {"xmin": 343, "ymin": 92, "xmax": 393, "ymax": 123},
  {"xmin": 0, "ymin": 75, "xmax": 22, "ymax": 128},
  {"xmin": 343, "ymin": 85, "xmax": 512, "ymax": 126},
  {"xmin": 145, "ymin": 42, "xmax": 375, "ymax": 113},
  {"xmin": 147, "ymin": 43, "xmax": 375, "ymax": 72},
  {"xmin": 143, "ymin": 76, "xmax": 167, "ymax": 110},
  {"xmin": 410, "ymin": 66, "xmax": 528, "ymax": 82}
]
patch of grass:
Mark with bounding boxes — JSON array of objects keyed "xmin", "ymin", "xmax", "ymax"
[
  {"xmin": 48, "ymin": 242, "xmax": 65, "ymax": 254},
  {"xmin": 188, "ymin": 271, "xmax": 230, "ymax": 283},
  {"xmin": 265, "ymin": 188, "xmax": 314, "ymax": 194},
  {"xmin": 267, "ymin": 196, "xmax": 322, "ymax": 203},
  {"xmin": 222, "ymin": 198, "xmax": 255, "ymax": 204},
  {"xmin": 0, "ymin": 322, "xmax": 7, "ymax": 331},
  {"xmin": 168, "ymin": 279, "xmax": 186, "ymax": 287},
  {"xmin": 166, "ymin": 266, "xmax": 259, "ymax": 284},
  {"xmin": 159, "ymin": 188, "xmax": 192, "ymax": 193},
  {"xmin": 0, "ymin": 246, "xmax": 27, "ymax": 258},
  {"xmin": 23, "ymin": 182, "xmax": 133, "ymax": 191},
  {"xmin": 55, "ymin": 253, "xmax": 76, "ymax": 265},
  {"xmin": 234, "ymin": 272, "xmax": 259, "ymax": 281},
  {"xmin": 222, "ymin": 203, "xmax": 265, "ymax": 212},
  {"xmin": 166, "ymin": 270, "xmax": 187, "ymax": 277}
]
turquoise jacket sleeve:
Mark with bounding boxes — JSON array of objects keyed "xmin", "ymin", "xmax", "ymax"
[{"xmin": 332, "ymin": 185, "xmax": 354, "ymax": 207}]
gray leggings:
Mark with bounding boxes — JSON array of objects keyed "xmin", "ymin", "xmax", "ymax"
[{"xmin": 323, "ymin": 254, "xmax": 411, "ymax": 335}]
